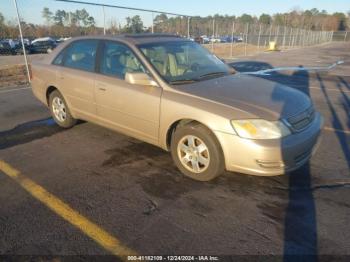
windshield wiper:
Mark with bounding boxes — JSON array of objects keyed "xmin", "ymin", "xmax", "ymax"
[
  {"xmin": 169, "ymin": 72, "xmax": 228, "ymax": 85},
  {"xmin": 197, "ymin": 71, "xmax": 227, "ymax": 80},
  {"xmin": 169, "ymin": 79, "xmax": 199, "ymax": 85}
]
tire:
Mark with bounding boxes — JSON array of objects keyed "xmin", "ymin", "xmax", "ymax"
[
  {"xmin": 171, "ymin": 122, "xmax": 225, "ymax": 181},
  {"xmin": 49, "ymin": 90, "xmax": 77, "ymax": 128}
]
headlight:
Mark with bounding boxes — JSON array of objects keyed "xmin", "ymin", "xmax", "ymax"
[{"xmin": 231, "ymin": 119, "xmax": 291, "ymax": 139}]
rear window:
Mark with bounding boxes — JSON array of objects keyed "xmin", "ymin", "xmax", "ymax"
[
  {"xmin": 33, "ymin": 41, "xmax": 46, "ymax": 46},
  {"xmin": 63, "ymin": 40, "xmax": 98, "ymax": 72}
]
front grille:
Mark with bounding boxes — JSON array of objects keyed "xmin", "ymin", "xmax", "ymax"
[{"xmin": 287, "ymin": 106, "xmax": 315, "ymax": 131}]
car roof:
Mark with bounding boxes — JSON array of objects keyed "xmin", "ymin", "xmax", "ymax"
[
  {"xmin": 67, "ymin": 34, "xmax": 188, "ymax": 45},
  {"xmin": 32, "ymin": 37, "xmax": 55, "ymax": 43},
  {"xmin": 40, "ymin": 34, "xmax": 190, "ymax": 65}
]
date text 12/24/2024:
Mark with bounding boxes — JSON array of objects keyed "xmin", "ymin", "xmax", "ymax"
[{"xmin": 128, "ymin": 256, "xmax": 219, "ymax": 261}]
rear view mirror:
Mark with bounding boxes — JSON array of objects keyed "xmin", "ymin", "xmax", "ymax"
[{"xmin": 125, "ymin": 72, "xmax": 159, "ymax": 87}]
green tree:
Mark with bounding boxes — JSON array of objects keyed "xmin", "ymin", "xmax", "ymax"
[
  {"xmin": 0, "ymin": 12, "xmax": 4, "ymax": 25},
  {"xmin": 75, "ymin": 9, "xmax": 89, "ymax": 26},
  {"xmin": 53, "ymin": 10, "xmax": 66, "ymax": 26},
  {"xmin": 259, "ymin": 14, "xmax": 272, "ymax": 24},
  {"xmin": 42, "ymin": 7, "xmax": 53, "ymax": 26},
  {"xmin": 239, "ymin": 14, "xmax": 254, "ymax": 24},
  {"xmin": 273, "ymin": 13, "xmax": 285, "ymax": 26},
  {"xmin": 332, "ymin": 12, "xmax": 347, "ymax": 30},
  {"xmin": 310, "ymin": 8, "xmax": 320, "ymax": 16},
  {"xmin": 86, "ymin": 16, "xmax": 95, "ymax": 27},
  {"xmin": 154, "ymin": 13, "xmax": 168, "ymax": 32},
  {"xmin": 0, "ymin": 12, "xmax": 5, "ymax": 38},
  {"xmin": 124, "ymin": 15, "xmax": 144, "ymax": 33}
]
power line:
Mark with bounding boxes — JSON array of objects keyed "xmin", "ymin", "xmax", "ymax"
[{"xmin": 54, "ymin": 0, "xmax": 194, "ymax": 18}]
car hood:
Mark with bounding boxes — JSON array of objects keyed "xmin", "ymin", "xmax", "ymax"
[{"xmin": 175, "ymin": 74, "xmax": 311, "ymax": 120}]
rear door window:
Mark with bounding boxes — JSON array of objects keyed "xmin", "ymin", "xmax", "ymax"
[
  {"xmin": 63, "ymin": 40, "xmax": 98, "ymax": 72},
  {"xmin": 53, "ymin": 51, "xmax": 64, "ymax": 65}
]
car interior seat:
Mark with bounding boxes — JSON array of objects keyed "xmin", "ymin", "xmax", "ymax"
[{"xmin": 164, "ymin": 53, "xmax": 187, "ymax": 77}]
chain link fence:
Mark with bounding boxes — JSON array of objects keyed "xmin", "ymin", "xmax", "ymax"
[
  {"xmin": 332, "ymin": 31, "xmax": 349, "ymax": 41},
  {"xmin": 198, "ymin": 22, "xmax": 333, "ymax": 58},
  {"xmin": 0, "ymin": 0, "xmax": 343, "ymax": 87}
]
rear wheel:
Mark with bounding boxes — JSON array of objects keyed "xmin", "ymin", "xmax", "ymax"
[
  {"xmin": 171, "ymin": 122, "xmax": 225, "ymax": 181},
  {"xmin": 49, "ymin": 90, "xmax": 77, "ymax": 128}
]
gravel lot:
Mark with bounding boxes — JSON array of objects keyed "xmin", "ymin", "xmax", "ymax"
[{"xmin": 0, "ymin": 42, "xmax": 349, "ymax": 259}]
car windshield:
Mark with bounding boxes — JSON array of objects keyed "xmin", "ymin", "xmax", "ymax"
[{"xmin": 138, "ymin": 41, "xmax": 230, "ymax": 84}]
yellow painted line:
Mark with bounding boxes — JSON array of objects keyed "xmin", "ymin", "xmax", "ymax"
[
  {"xmin": 324, "ymin": 126, "xmax": 350, "ymax": 134},
  {"xmin": 0, "ymin": 160, "xmax": 137, "ymax": 258}
]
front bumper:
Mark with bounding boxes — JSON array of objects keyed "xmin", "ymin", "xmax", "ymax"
[{"xmin": 214, "ymin": 112, "xmax": 323, "ymax": 176}]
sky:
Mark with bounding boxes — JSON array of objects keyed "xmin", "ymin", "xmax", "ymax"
[{"xmin": 1, "ymin": 0, "xmax": 349, "ymax": 27}]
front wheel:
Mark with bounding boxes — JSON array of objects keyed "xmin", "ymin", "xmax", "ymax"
[
  {"xmin": 171, "ymin": 123, "xmax": 225, "ymax": 181},
  {"xmin": 49, "ymin": 90, "xmax": 77, "ymax": 128}
]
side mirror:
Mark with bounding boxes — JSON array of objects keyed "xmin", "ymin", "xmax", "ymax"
[{"xmin": 125, "ymin": 72, "xmax": 159, "ymax": 87}]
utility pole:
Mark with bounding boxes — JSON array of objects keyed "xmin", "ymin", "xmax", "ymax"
[
  {"xmin": 151, "ymin": 12, "xmax": 154, "ymax": 33},
  {"xmin": 244, "ymin": 23, "xmax": 249, "ymax": 56},
  {"xmin": 187, "ymin": 17, "xmax": 190, "ymax": 39},
  {"xmin": 230, "ymin": 21, "xmax": 235, "ymax": 57},
  {"xmin": 211, "ymin": 19, "xmax": 215, "ymax": 52},
  {"xmin": 102, "ymin": 6, "xmax": 106, "ymax": 35},
  {"xmin": 282, "ymin": 26, "xmax": 287, "ymax": 49},
  {"xmin": 13, "ymin": 0, "xmax": 30, "ymax": 83},
  {"xmin": 257, "ymin": 24, "xmax": 262, "ymax": 51}
]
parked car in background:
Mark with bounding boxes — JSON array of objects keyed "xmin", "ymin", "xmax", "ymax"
[
  {"xmin": 0, "ymin": 41, "xmax": 15, "ymax": 55},
  {"xmin": 235, "ymin": 36, "xmax": 243, "ymax": 42},
  {"xmin": 15, "ymin": 38, "xmax": 31, "ymax": 46},
  {"xmin": 56, "ymin": 37, "xmax": 71, "ymax": 44},
  {"xmin": 5, "ymin": 39, "xmax": 18, "ymax": 49},
  {"xmin": 193, "ymin": 36, "xmax": 210, "ymax": 44},
  {"xmin": 201, "ymin": 36, "xmax": 210, "ymax": 44},
  {"xmin": 31, "ymin": 34, "xmax": 322, "ymax": 181},
  {"xmin": 194, "ymin": 36, "xmax": 204, "ymax": 44},
  {"xmin": 220, "ymin": 36, "xmax": 230, "ymax": 43},
  {"xmin": 14, "ymin": 43, "xmax": 32, "ymax": 55},
  {"xmin": 210, "ymin": 37, "xmax": 221, "ymax": 43},
  {"xmin": 30, "ymin": 37, "xmax": 57, "ymax": 53}
]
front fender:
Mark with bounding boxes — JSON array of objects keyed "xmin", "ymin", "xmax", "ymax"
[{"xmin": 159, "ymin": 90, "xmax": 253, "ymax": 149}]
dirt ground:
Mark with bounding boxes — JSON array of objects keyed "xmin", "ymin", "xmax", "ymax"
[
  {"xmin": 0, "ymin": 53, "xmax": 44, "ymax": 69},
  {"xmin": 0, "ymin": 42, "xmax": 349, "ymax": 260}
]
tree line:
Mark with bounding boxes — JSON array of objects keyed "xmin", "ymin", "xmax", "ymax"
[
  {"xmin": 155, "ymin": 8, "xmax": 349, "ymax": 36},
  {"xmin": 0, "ymin": 7, "xmax": 348, "ymax": 39}
]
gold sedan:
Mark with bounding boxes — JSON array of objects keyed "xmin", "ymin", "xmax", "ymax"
[{"xmin": 31, "ymin": 34, "xmax": 322, "ymax": 181}]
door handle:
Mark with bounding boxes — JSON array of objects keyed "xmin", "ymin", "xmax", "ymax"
[{"xmin": 98, "ymin": 87, "xmax": 106, "ymax": 91}]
